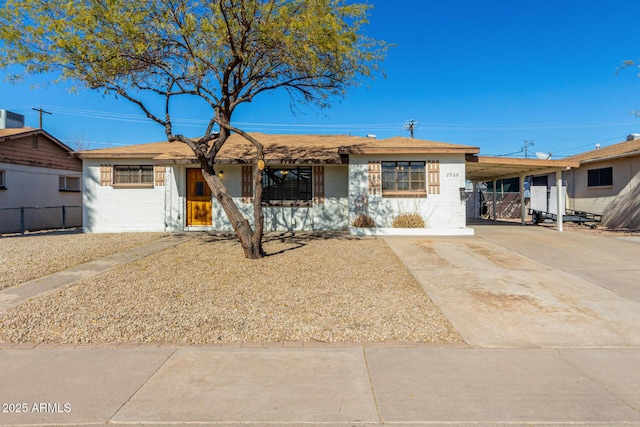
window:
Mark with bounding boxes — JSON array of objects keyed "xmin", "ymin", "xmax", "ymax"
[
  {"xmin": 262, "ymin": 166, "xmax": 312, "ymax": 206},
  {"xmin": 113, "ymin": 165, "xmax": 154, "ymax": 185},
  {"xmin": 0, "ymin": 170, "xmax": 5, "ymax": 189},
  {"xmin": 587, "ymin": 167, "xmax": 613, "ymax": 187},
  {"xmin": 381, "ymin": 161, "xmax": 426, "ymax": 196},
  {"xmin": 531, "ymin": 175, "xmax": 548, "ymax": 187},
  {"xmin": 59, "ymin": 176, "xmax": 80, "ymax": 191}
]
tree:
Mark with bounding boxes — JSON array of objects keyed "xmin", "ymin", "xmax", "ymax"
[
  {"xmin": 0, "ymin": 0, "xmax": 388, "ymax": 258},
  {"xmin": 619, "ymin": 59, "xmax": 640, "ymax": 117}
]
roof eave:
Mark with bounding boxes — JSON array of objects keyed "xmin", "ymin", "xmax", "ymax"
[
  {"xmin": 466, "ymin": 155, "xmax": 580, "ymax": 168},
  {"xmin": 578, "ymin": 149, "xmax": 640, "ymax": 164},
  {"xmin": 465, "ymin": 155, "xmax": 580, "ymax": 182},
  {"xmin": 339, "ymin": 146, "xmax": 480, "ymax": 155},
  {"xmin": 153, "ymin": 157, "xmax": 346, "ymax": 165},
  {"xmin": 74, "ymin": 152, "xmax": 167, "ymax": 159}
]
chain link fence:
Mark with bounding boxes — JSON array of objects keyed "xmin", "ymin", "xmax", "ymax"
[{"xmin": 0, "ymin": 205, "xmax": 82, "ymax": 234}]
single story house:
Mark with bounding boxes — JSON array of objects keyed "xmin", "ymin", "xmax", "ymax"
[
  {"xmin": 564, "ymin": 134, "xmax": 640, "ymax": 229},
  {"xmin": 75, "ymin": 133, "xmax": 480, "ymax": 235},
  {"xmin": 0, "ymin": 112, "xmax": 83, "ymax": 233}
]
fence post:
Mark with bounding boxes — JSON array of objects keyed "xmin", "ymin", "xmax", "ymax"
[
  {"xmin": 62, "ymin": 206, "xmax": 66, "ymax": 229},
  {"xmin": 20, "ymin": 206, "xmax": 25, "ymax": 234}
]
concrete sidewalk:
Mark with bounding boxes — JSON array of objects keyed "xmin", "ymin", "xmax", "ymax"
[
  {"xmin": 1, "ymin": 224, "xmax": 640, "ymax": 425},
  {"xmin": 0, "ymin": 345, "xmax": 639, "ymax": 425}
]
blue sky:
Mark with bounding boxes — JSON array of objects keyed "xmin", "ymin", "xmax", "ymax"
[{"xmin": 2, "ymin": 0, "xmax": 640, "ymax": 158}]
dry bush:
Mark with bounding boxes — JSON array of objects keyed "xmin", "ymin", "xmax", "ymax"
[
  {"xmin": 392, "ymin": 213, "xmax": 425, "ymax": 228},
  {"xmin": 351, "ymin": 214, "xmax": 375, "ymax": 228}
]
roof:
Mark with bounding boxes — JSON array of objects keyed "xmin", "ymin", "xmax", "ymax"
[
  {"xmin": 0, "ymin": 128, "xmax": 32, "ymax": 138},
  {"xmin": 75, "ymin": 133, "xmax": 480, "ymax": 164},
  {"xmin": 565, "ymin": 137, "xmax": 640, "ymax": 164},
  {"xmin": 0, "ymin": 127, "xmax": 75, "ymax": 152},
  {"xmin": 466, "ymin": 155, "xmax": 580, "ymax": 182},
  {"xmin": 338, "ymin": 136, "xmax": 479, "ymax": 155}
]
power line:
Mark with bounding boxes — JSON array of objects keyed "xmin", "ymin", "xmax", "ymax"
[{"xmin": 40, "ymin": 105, "xmax": 639, "ymax": 132}]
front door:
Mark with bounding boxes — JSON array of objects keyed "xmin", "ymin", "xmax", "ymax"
[{"xmin": 186, "ymin": 168, "xmax": 212, "ymax": 226}]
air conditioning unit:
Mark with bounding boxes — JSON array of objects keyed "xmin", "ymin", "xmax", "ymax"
[{"xmin": 0, "ymin": 109, "xmax": 25, "ymax": 129}]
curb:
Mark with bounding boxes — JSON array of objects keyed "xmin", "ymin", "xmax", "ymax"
[{"xmin": 0, "ymin": 341, "xmax": 470, "ymax": 350}]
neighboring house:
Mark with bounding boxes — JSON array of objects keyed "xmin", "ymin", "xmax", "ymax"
[
  {"xmin": 75, "ymin": 133, "xmax": 479, "ymax": 235},
  {"xmin": 563, "ymin": 134, "xmax": 640, "ymax": 229},
  {"xmin": 0, "ymin": 110, "xmax": 83, "ymax": 233}
]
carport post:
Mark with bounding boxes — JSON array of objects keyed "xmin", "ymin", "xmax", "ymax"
[
  {"xmin": 556, "ymin": 170, "xmax": 563, "ymax": 232},
  {"xmin": 492, "ymin": 179, "xmax": 497, "ymax": 221},
  {"xmin": 472, "ymin": 182, "xmax": 478, "ymax": 219},
  {"xmin": 520, "ymin": 174, "xmax": 526, "ymax": 226}
]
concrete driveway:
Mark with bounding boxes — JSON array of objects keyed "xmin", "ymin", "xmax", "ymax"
[{"xmin": 384, "ymin": 222, "xmax": 640, "ymax": 348}]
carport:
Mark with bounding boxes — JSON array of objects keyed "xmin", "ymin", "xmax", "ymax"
[{"xmin": 465, "ymin": 155, "xmax": 580, "ymax": 231}]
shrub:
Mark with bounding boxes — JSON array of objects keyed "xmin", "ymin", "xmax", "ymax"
[
  {"xmin": 392, "ymin": 213, "xmax": 425, "ymax": 228},
  {"xmin": 352, "ymin": 214, "xmax": 375, "ymax": 228}
]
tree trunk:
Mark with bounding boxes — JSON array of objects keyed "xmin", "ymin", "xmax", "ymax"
[
  {"xmin": 251, "ymin": 164, "xmax": 265, "ymax": 256},
  {"xmin": 202, "ymin": 169, "xmax": 263, "ymax": 259}
]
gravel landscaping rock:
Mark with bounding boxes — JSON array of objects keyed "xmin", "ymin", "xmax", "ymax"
[
  {"xmin": 0, "ymin": 231, "xmax": 168, "ymax": 290},
  {"xmin": 0, "ymin": 233, "xmax": 463, "ymax": 344}
]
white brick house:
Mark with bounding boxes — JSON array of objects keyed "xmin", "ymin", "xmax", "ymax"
[{"xmin": 75, "ymin": 133, "xmax": 479, "ymax": 235}]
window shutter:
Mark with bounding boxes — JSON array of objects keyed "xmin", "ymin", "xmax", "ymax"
[
  {"xmin": 100, "ymin": 165, "xmax": 112, "ymax": 186},
  {"xmin": 427, "ymin": 160, "xmax": 440, "ymax": 194},
  {"xmin": 368, "ymin": 161, "xmax": 381, "ymax": 195},
  {"xmin": 242, "ymin": 165, "xmax": 253, "ymax": 203},
  {"xmin": 313, "ymin": 166, "xmax": 325, "ymax": 204},
  {"xmin": 154, "ymin": 165, "xmax": 166, "ymax": 186}
]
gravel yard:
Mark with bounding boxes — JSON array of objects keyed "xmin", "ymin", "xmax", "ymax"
[
  {"xmin": 0, "ymin": 233, "xmax": 462, "ymax": 344},
  {"xmin": 0, "ymin": 231, "xmax": 168, "ymax": 290}
]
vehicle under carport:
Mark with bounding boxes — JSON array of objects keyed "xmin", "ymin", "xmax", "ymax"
[{"xmin": 465, "ymin": 155, "xmax": 580, "ymax": 231}]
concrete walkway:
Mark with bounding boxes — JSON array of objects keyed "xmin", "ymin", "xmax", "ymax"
[{"xmin": 1, "ymin": 224, "xmax": 640, "ymax": 426}]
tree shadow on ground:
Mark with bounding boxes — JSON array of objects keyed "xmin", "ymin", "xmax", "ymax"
[{"xmin": 199, "ymin": 230, "xmax": 368, "ymax": 257}]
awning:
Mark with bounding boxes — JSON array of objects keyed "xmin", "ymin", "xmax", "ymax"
[
  {"xmin": 465, "ymin": 155, "xmax": 580, "ymax": 182},
  {"xmin": 465, "ymin": 155, "xmax": 581, "ymax": 232}
]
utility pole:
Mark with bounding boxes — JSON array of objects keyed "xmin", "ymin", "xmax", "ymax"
[
  {"xmin": 32, "ymin": 106, "xmax": 52, "ymax": 129},
  {"xmin": 523, "ymin": 139, "xmax": 534, "ymax": 159},
  {"xmin": 403, "ymin": 119, "xmax": 417, "ymax": 138}
]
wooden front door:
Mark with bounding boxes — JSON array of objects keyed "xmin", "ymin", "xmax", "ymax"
[{"xmin": 187, "ymin": 168, "xmax": 212, "ymax": 226}]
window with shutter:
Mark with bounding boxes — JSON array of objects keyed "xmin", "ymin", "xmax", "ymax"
[
  {"xmin": 381, "ymin": 161, "xmax": 426, "ymax": 197},
  {"xmin": 262, "ymin": 166, "xmax": 312, "ymax": 206}
]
